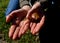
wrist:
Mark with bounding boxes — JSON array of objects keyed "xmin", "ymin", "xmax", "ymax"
[
  {"xmin": 21, "ymin": 5, "xmax": 31, "ymax": 12},
  {"xmin": 30, "ymin": 2, "xmax": 41, "ymax": 13},
  {"xmin": 33, "ymin": 2, "xmax": 41, "ymax": 8}
]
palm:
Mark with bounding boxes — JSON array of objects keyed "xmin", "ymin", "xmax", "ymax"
[
  {"xmin": 30, "ymin": 15, "xmax": 45, "ymax": 35},
  {"xmin": 6, "ymin": 9, "xmax": 29, "ymax": 40},
  {"xmin": 26, "ymin": 2, "xmax": 45, "ymax": 35}
]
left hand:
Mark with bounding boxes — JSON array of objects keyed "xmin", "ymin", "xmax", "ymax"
[{"xmin": 6, "ymin": 5, "xmax": 31, "ymax": 40}]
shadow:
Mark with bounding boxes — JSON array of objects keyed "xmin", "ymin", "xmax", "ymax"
[{"xmin": 39, "ymin": 0, "xmax": 60, "ymax": 43}]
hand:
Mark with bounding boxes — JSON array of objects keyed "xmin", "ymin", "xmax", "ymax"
[
  {"xmin": 6, "ymin": 5, "xmax": 31, "ymax": 40},
  {"xmin": 26, "ymin": 2, "xmax": 45, "ymax": 35},
  {"xmin": 30, "ymin": 15, "xmax": 45, "ymax": 35}
]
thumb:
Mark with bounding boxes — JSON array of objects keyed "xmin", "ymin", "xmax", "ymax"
[
  {"xmin": 26, "ymin": 8, "xmax": 35, "ymax": 20},
  {"xmin": 6, "ymin": 11, "xmax": 16, "ymax": 23},
  {"xmin": 26, "ymin": 2, "xmax": 41, "ymax": 19}
]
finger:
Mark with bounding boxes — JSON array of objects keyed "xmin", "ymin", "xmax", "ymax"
[
  {"xmin": 12, "ymin": 18, "xmax": 21, "ymax": 39},
  {"xmin": 19, "ymin": 20, "xmax": 24, "ymax": 26},
  {"xmin": 26, "ymin": 9, "xmax": 34, "ymax": 19},
  {"xmin": 32, "ymin": 15, "xmax": 45, "ymax": 35},
  {"xmin": 6, "ymin": 9, "xmax": 22, "ymax": 23},
  {"xmin": 9, "ymin": 18, "xmax": 20, "ymax": 38},
  {"xmin": 12, "ymin": 26, "xmax": 20, "ymax": 40},
  {"xmin": 6, "ymin": 11, "xmax": 16, "ymax": 23},
  {"xmin": 26, "ymin": 2, "xmax": 41, "ymax": 19},
  {"xmin": 18, "ymin": 19, "xmax": 29, "ymax": 37},
  {"xmin": 15, "ymin": 17, "xmax": 21, "ymax": 25},
  {"xmin": 30, "ymin": 22, "xmax": 33, "ymax": 28},
  {"xmin": 18, "ymin": 24, "xmax": 25, "ymax": 38},
  {"xmin": 31, "ymin": 23, "xmax": 36, "ymax": 33},
  {"xmin": 9, "ymin": 25, "xmax": 16, "ymax": 38},
  {"xmin": 18, "ymin": 21, "xmax": 24, "ymax": 38},
  {"xmin": 22, "ymin": 23, "xmax": 29, "ymax": 34}
]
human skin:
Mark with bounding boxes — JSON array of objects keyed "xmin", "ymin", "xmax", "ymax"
[
  {"xmin": 6, "ymin": 2, "xmax": 45, "ymax": 40},
  {"xmin": 26, "ymin": 2, "xmax": 45, "ymax": 35},
  {"xmin": 6, "ymin": 5, "xmax": 31, "ymax": 40}
]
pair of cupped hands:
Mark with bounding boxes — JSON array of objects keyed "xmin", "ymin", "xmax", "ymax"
[{"xmin": 6, "ymin": 2, "xmax": 45, "ymax": 40}]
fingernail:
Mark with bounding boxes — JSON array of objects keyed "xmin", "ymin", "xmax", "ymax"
[
  {"xmin": 32, "ymin": 31, "xmax": 35, "ymax": 35},
  {"xmin": 31, "ymin": 31, "xmax": 32, "ymax": 33},
  {"xmin": 9, "ymin": 34, "xmax": 12, "ymax": 38},
  {"xmin": 13, "ymin": 36, "xmax": 15, "ymax": 40},
  {"xmin": 22, "ymin": 31, "xmax": 24, "ymax": 34},
  {"xmin": 9, "ymin": 32, "xmax": 12, "ymax": 38},
  {"xmin": 18, "ymin": 33, "xmax": 21, "ymax": 38}
]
